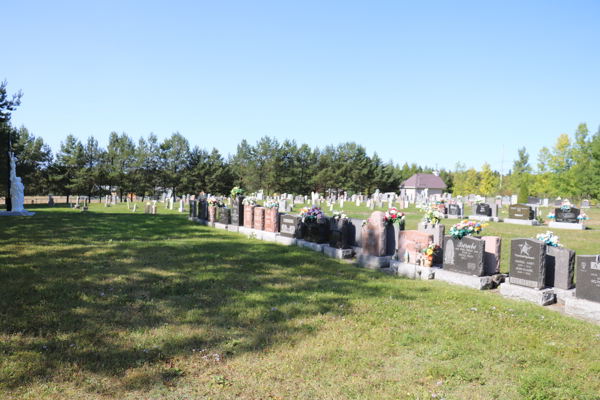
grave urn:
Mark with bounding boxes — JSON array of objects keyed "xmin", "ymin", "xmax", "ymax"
[
  {"xmin": 304, "ymin": 218, "xmax": 328, "ymax": 244},
  {"xmin": 329, "ymin": 218, "xmax": 349, "ymax": 249}
]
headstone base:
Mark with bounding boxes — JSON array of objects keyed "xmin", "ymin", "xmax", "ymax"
[
  {"xmin": 503, "ymin": 218, "xmax": 539, "ymax": 226},
  {"xmin": 323, "ymin": 246, "xmax": 353, "ymax": 260},
  {"xmin": 196, "ymin": 219, "xmax": 209, "ymax": 226},
  {"xmin": 296, "ymin": 239, "xmax": 324, "ymax": 253},
  {"xmin": 467, "ymin": 215, "xmax": 501, "ymax": 222},
  {"xmin": 499, "ymin": 280, "xmax": 555, "ymax": 306},
  {"xmin": 215, "ymin": 222, "xmax": 229, "ymax": 230},
  {"xmin": 564, "ymin": 297, "xmax": 600, "ymax": 324},
  {"xmin": 389, "ymin": 261, "xmax": 434, "ymax": 280},
  {"xmin": 553, "ymin": 287, "xmax": 576, "ymax": 305},
  {"xmin": 261, "ymin": 232, "xmax": 278, "ymax": 242},
  {"xmin": 188, "ymin": 217, "xmax": 197, "ymax": 221},
  {"xmin": 350, "ymin": 245, "xmax": 363, "ymax": 255},
  {"xmin": 355, "ymin": 254, "xmax": 392, "ymax": 271},
  {"xmin": 239, "ymin": 227, "xmax": 262, "ymax": 239},
  {"xmin": 228, "ymin": 225, "xmax": 240, "ymax": 233},
  {"xmin": 434, "ymin": 268, "xmax": 493, "ymax": 290},
  {"xmin": 275, "ymin": 236, "xmax": 297, "ymax": 246},
  {"xmin": 447, "ymin": 215, "xmax": 463, "ymax": 219},
  {"xmin": 548, "ymin": 221, "xmax": 585, "ymax": 230},
  {"xmin": 0, "ymin": 210, "xmax": 36, "ymax": 217}
]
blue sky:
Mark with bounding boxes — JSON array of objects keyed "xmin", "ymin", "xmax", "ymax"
[{"xmin": 4, "ymin": 1, "xmax": 599, "ymax": 172}]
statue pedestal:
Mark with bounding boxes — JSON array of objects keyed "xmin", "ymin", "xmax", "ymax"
[{"xmin": 0, "ymin": 210, "xmax": 36, "ymax": 217}]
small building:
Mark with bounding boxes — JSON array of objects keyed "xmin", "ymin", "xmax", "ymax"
[{"xmin": 399, "ymin": 173, "xmax": 446, "ymax": 200}]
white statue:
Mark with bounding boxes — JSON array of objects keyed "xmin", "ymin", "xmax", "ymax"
[{"xmin": 9, "ymin": 152, "xmax": 25, "ymax": 212}]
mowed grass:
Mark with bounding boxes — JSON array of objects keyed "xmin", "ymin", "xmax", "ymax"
[{"xmin": 1, "ymin": 203, "xmax": 600, "ymax": 399}]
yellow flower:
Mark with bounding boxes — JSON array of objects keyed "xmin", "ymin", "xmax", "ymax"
[{"xmin": 427, "ymin": 249, "xmax": 433, "ymax": 256}]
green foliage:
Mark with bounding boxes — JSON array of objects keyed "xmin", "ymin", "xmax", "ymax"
[{"xmin": 518, "ymin": 185, "xmax": 528, "ymax": 204}]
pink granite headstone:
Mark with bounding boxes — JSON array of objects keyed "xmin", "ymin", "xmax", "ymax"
[
  {"xmin": 398, "ymin": 230, "xmax": 433, "ymax": 264},
  {"xmin": 208, "ymin": 206, "xmax": 217, "ymax": 223},
  {"xmin": 361, "ymin": 211, "xmax": 386, "ymax": 256},
  {"xmin": 264, "ymin": 208, "xmax": 279, "ymax": 233},
  {"xmin": 244, "ymin": 205, "xmax": 255, "ymax": 229},
  {"xmin": 254, "ymin": 207, "xmax": 265, "ymax": 231},
  {"xmin": 483, "ymin": 236, "xmax": 501, "ymax": 275}
]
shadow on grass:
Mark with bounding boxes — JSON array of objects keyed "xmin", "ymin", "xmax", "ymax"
[{"xmin": 0, "ymin": 210, "xmax": 419, "ymax": 392}]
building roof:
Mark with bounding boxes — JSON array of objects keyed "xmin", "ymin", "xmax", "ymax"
[{"xmin": 400, "ymin": 173, "xmax": 446, "ymax": 189}]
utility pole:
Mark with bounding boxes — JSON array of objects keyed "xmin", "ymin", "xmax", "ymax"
[{"xmin": 500, "ymin": 144, "xmax": 504, "ymax": 191}]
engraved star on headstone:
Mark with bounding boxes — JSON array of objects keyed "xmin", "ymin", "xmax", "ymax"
[{"xmin": 519, "ymin": 242, "xmax": 532, "ymax": 256}]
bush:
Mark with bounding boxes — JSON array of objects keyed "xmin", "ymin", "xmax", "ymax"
[{"xmin": 518, "ymin": 185, "xmax": 528, "ymax": 204}]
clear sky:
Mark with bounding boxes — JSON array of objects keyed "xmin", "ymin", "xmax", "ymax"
[{"xmin": 4, "ymin": 1, "xmax": 599, "ymax": 172}]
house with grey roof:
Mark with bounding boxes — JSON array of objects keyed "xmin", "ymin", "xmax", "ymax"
[{"xmin": 399, "ymin": 172, "xmax": 446, "ymax": 200}]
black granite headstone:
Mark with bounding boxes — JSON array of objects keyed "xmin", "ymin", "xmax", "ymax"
[
  {"xmin": 508, "ymin": 204, "xmax": 533, "ymax": 220},
  {"xmin": 347, "ymin": 218, "xmax": 363, "ymax": 247},
  {"xmin": 475, "ymin": 204, "xmax": 491, "ymax": 216},
  {"xmin": 231, "ymin": 196, "xmax": 244, "ymax": 226},
  {"xmin": 280, "ymin": 214, "xmax": 302, "ymax": 238},
  {"xmin": 198, "ymin": 199, "xmax": 208, "ymax": 220},
  {"xmin": 304, "ymin": 219, "xmax": 328, "ymax": 244},
  {"xmin": 576, "ymin": 255, "xmax": 600, "ymax": 303},
  {"xmin": 554, "ymin": 207, "xmax": 580, "ymax": 223},
  {"xmin": 510, "ymin": 238, "xmax": 546, "ymax": 288},
  {"xmin": 442, "ymin": 235, "xmax": 485, "ymax": 276},
  {"xmin": 330, "ymin": 219, "xmax": 349, "ymax": 249}
]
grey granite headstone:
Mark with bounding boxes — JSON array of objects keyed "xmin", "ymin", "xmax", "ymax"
[
  {"xmin": 545, "ymin": 246, "xmax": 575, "ymax": 289},
  {"xmin": 442, "ymin": 236, "xmax": 485, "ymax": 276},
  {"xmin": 510, "ymin": 238, "xmax": 546, "ymax": 289},
  {"xmin": 219, "ymin": 208, "xmax": 231, "ymax": 225},
  {"xmin": 280, "ymin": 214, "xmax": 302, "ymax": 238},
  {"xmin": 576, "ymin": 255, "xmax": 600, "ymax": 303}
]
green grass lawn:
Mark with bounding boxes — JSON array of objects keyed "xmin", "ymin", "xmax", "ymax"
[{"xmin": 1, "ymin": 203, "xmax": 600, "ymax": 399}]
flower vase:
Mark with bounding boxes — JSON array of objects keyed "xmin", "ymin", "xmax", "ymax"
[{"xmin": 424, "ymin": 259, "xmax": 433, "ymax": 268}]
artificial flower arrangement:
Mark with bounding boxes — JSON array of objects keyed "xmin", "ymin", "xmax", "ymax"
[
  {"xmin": 578, "ymin": 212, "xmax": 589, "ymax": 221},
  {"xmin": 536, "ymin": 231, "xmax": 564, "ymax": 247},
  {"xmin": 242, "ymin": 196, "xmax": 257, "ymax": 206},
  {"xmin": 385, "ymin": 207, "xmax": 405, "ymax": 227},
  {"xmin": 362, "ymin": 219, "xmax": 369, "ymax": 227},
  {"xmin": 421, "ymin": 242, "xmax": 441, "ymax": 261},
  {"xmin": 207, "ymin": 196, "xmax": 224, "ymax": 207},
  {"xmin": 422, "ymin": 205, "xmax": 444, "ymax": 224},
  {"xmin": 331, "ymin": 210, "xmax": 348, "ymax": 220},
  {"xmin": 560, "ymin": 203, "xmax": 572, "ymax": 212},
  {"xmin": 547, "ymin": 210, "xmax": 556, "ymax": 219},
  {"xmin": 475, "ymin": 195, "xmax": 485, "ymax": 204},
  {"xmin": 230, "ymin": 186, "xmax": 244, "ymax": 198},
  {"xmin": 300, "ymin": 206, "xmax": 324, "ymax": 223},
  {"xmin": 449, "ymin": 220, "xmax": 488, "ymax": 239},
  {"xmin": 264, "ymin": 200, "xmax": 279, "ymax": 209}
]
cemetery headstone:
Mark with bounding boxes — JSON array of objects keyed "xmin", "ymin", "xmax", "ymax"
[
  {"xmin": 231, "ymin": 197, "xmax": 244, "ymax": 226},
  {"xmin": 361, "ymin": 211, "xmax": 386, "ymax": 256},
  {"xmin": 280, "ymin": 214, "xmax": 302, "ymax": 238},
  {"xmin": 219, "ymin": 208, "xmax": 231, "ymax": 224},
  {"xmin": 482, "ymin": 236, "xmax": 501, "ymax": 275},
  {"xmin": 575, "ymin": 255, "xmax": 600, "ymax": 303},
  {"xmin": 397, "ymin": 230, "xmax": 432, "ymax": 265},
  {"xmin": 152, "ymin": 204, "xmax": 157, "ymax": 214},
  {"xmin": 208, "ymin": 206, "xmax": 217, "ymax": 223},
  {"xmin": 254, "ymin": 207, "xmax": 265, "ymax": 230},
  {"xmin": 448, "ymin": 203, "xmax": 462, "ymax": 217},
  {"xmin": 545, "ymin": 246, "xmax": 575, "ymax": 289},
  {"xmin": 443, "ymin": 236, "xmax": 485, "ymax": 276},
  {"xmin": 508, "ymin": 204, "xmax": 534, "ymax": 220},
  {"xmin": 264, "ymin": 208, "xmax": 279, "ymax": 232},
  {"xmin": 474, "ymin": 203, "xmax": 491, "ymax": 216},
  {"xmin": 329, "ymin": 218, "xmax": 349, "ymax": 249},
  {"xmin": 510, "ymin": 238, "xmax": 546, "ymax": 289},
  {"xmin": 132, "ymin": 204, "xmax": 137, "ymax": 212},
  {"xmin": 243, "ymin": 205, "xmax": 255, "ymax": 228},
  {"xmin": 581, "ymin": 200, "xmax": 590, "ymax": 209},
  {"xmin": 554, "ymin": 207, "xmax": 580, "ymax": 223}
]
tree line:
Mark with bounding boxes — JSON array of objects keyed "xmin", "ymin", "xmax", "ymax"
[
  {"xmin": 0, "ymin": 125, "xmax": 450, "ymax": 200},
  {"xmin": 451, "ymin": 123, "xmax": 600, "ymax": 200}
]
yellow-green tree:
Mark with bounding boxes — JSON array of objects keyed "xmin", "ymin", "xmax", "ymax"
[{"xmin": 479, "ymin": 162, "xmax": 497, "ymax": 196}]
